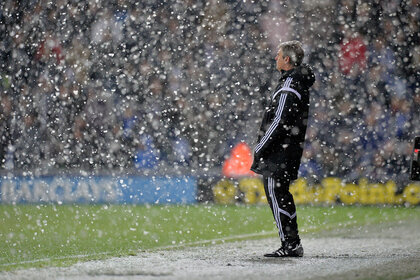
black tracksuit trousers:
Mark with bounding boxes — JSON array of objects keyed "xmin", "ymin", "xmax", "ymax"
[{"xmin": 263, "ymin": 175, "xmax": 300, "ymax": 243}]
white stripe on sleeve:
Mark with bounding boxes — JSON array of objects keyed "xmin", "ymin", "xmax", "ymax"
[{"xmin": 254, "ymin": 93, "xmax": 288, "ymax": 154}]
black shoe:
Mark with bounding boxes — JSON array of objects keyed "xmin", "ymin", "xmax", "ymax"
[{"xmin": 264, "ymin": 242, "xmax": 304, "ymax": 258}]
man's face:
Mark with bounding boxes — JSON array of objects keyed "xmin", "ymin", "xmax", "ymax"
[{"xmin": 275, "ymin": 48, "xmax": 289, "ymax": 71}]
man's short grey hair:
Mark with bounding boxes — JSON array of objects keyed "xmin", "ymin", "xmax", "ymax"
[{"xmin": 279, "ymin": 41, "xmax": 304, "ymax": 67}]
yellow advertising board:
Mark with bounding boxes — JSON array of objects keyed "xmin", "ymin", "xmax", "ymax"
[{"xmin": 213, "ymin": 177, "xmax": 420, "ymax": 206}]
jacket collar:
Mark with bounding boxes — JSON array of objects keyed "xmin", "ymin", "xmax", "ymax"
[{"xmin": 279, "ymin": 67, "xmax": 295, "ymax": 80}]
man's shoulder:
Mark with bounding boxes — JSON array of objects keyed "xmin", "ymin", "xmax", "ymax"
[
  {"xmin": 292, "ymin": 64, "xmax": 315, "ymax": 87},
  {"xmin": 276, "ymin": 68, "xmax": 314, "ymax": 95},
  {"xmin": 271, "ymin": 88, "xmax": 301, "ymax": 103}
]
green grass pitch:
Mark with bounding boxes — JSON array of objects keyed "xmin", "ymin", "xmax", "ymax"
[{"xmin": 0, "ymin": 204, "xmax": 419, "ymax": 271}]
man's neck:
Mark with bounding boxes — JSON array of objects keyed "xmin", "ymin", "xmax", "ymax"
[{"xmin": 283, "ymin": 64, "xmax": 294, "ymax": 71}]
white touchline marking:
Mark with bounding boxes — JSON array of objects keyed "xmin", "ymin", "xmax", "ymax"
[
  {"xmin": 153, "ymin": 231, "xmax": 276, "ymax": 251},
  {"xmin": 0, "ymin": 252, "xmax": 113, "ymax": 267}
]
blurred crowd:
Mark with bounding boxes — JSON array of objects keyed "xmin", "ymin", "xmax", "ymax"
[
  {"xmin": 297, "ymin": 0, "xmax": 419, "ymax": 185},
  {"xmin": 0, "ymin": 0, "xmax": 419, "ymax": 185}
]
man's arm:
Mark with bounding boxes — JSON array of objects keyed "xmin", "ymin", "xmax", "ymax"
[{"xmin": 254, "ymin": 92, "xmax": 298, "ymax": 156}]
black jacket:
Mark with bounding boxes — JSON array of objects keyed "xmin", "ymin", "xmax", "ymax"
[{"xmin": 250, "ymin": 64, "xmax": 315, "ymax": 179}]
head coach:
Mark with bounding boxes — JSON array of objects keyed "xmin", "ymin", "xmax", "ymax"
[{"xmin": 251, "ymin": 41, "xmax": 315, "ymax": 257}]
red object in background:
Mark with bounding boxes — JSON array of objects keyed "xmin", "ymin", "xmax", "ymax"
[
  {"xmin": 36, "ymin": 37, "xmax": 63, "ymax": 63},
  {"xmin": 222, "ymin": 142, "xmax": 256, "ymax": 178},
  {"xmin": 339, "ymin": 36, "xmax": 367, "ymax": 75}
]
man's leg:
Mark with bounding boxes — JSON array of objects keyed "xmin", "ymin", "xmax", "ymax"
[
  {"xmin": 263, "ymin": 176, "xmax": 281, "ymax": 236},
  {"xmin": 263, "ymin": 175, "xmax": 300, "ymax": 242},
  {"xmin": 263, "ymin": 175, "xmax": 302, "ymax": 257}
]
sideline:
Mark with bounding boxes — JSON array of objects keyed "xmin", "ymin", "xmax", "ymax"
[
  {"xmin": 0, "ymin": 231, "xmax": 276, "ymax": 268},
  {"xmin": 149, "ymin": 231, "xmax": 276, "ymax": 251}
]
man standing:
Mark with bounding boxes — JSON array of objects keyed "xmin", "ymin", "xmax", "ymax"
[{"xmin": 251, "ymin": 41, "xmax": 315, "ymax": 257}]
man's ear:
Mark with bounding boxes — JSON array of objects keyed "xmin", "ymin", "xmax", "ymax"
[{"xmin": 284, "ymin": 56, "xmax": 290, "ymax": 64}]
